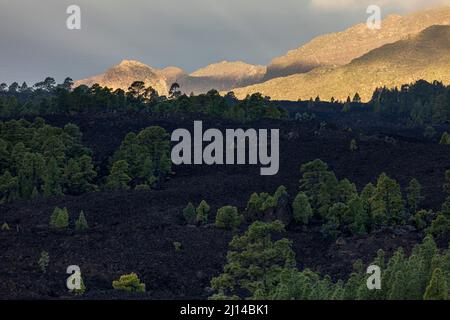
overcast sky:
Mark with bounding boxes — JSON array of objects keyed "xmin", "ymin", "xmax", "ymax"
[{"xmin": 1, "ymin": 0, "xmax": 449, "ymax": 84}]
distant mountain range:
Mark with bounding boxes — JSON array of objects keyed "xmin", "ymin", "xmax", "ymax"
[
  {"xmin": 75, "ymin": 6, "xmax": 450, "ymax": 102},
  {"xmin": 232, "ymin": 25, "xmax": 450, "ymax": 101},
  {"xmin": 264, "ymin": 6, "xmax": 450, "ymax": 80},
  {"xmin": 75, "ymin": 60, "xmax": 266, "ymax": 96}
]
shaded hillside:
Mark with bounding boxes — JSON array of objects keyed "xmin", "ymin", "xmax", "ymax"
[
  {"xmin": 232, "ymin": 25, "xmax": 450, "ymax": 102},
  {"xmin": 265, "ymin": 6, "xmax": 450, "ymax": 80}
]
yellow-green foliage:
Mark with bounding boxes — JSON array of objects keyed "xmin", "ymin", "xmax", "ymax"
[
  {"xmin": 112, "ymin": 273, "xmax": 146, "ymax": 293},
  {"xmin": 50, "ymin": 207, "xmax": 69, "ymax": 230}
]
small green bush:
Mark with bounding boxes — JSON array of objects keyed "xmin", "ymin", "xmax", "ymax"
[
  {"xmin": 38, "ymin": 251, "xmax": 49, "ymax": 273},
  {"xmin": 112, "ymin": 273, "xmax": 146, "ymax": 293},
  {"xmin": 350, "ymin": 139, "xmax": 358, "ymax": 151},
  {"xmin": 427, "ymin": 213, "xmax": 450, "ymax": 240},
  {"xmin": 183, "ymin": 202, "xmax": 196, "ymax": 224},
  {"xmin": 440, "ymin": 132, "xmax": 450, "ymax": 145},
  {"xmin": 173, "ymin": 241, "xmax": 183, "ymax": 252},
  {"xmin": 1, "ymin": 223, "xmax": 10, "ymax": 231},
  {"xmin": 50, "ymin": 207, "xmax": 69, "ymax": 230},
  {"xmin": 196, "ymin": 200, "xmax": 210, "ymax": 225},
  {"xmin": 75, "ymin": 210, "xmax": 89, "ymax": 232},
  {"xmin": 215, "ymin": 206, "xmax": 243, "ymax": 230}
]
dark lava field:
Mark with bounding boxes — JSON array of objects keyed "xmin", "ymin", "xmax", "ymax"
[{"xmin": 1, "ymin": 111, "xmax": 449, "ymax": 299}]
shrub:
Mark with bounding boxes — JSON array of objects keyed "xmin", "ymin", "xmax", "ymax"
[
  {"xmin": 173, "ymin": 241, "xmax": 182, "ymax": 252},
  {"xmin": 106, "ymin": 160, "xmax": 131, "ymax": 190},
  {"xmin": 112, "ymin": 273, "xmax": 145, "ymax": 293},
  {"xmin": 246, "ymin": 193, "xmax": 262, "ymax": 217},
  {"xmin": 412, "ymin": 210, "xmax": 433, "ymax": 230},
  {"xmin": 215, "ymin": 206, "xmax": 243, "ymax": 230},
  {"xmin": 75, "ymin": 210, "xmax": 88, "ymax": 232},
  {"xmin": 439, "ymin": 132, "xmax": 450, "ymax": 145},
  {"xmin": 183, "ymin": 202, "xmax": 196, "ymax": 224},
  {"xmin": 350, "ymin": 139, "xmax": 358, "ymax": 151},
  {"xmin": 38, "ymin": 251, "xmax": 49, "ymax": 273},
  {"xmin": 196, "ymin": 200, "xmax": 210, "ymax": 225},
  {"xmin": 71, "ymin": 277, "xmax": 86, "ymax": 296},
  {"xmin": 1, "ymin": 223, "xmax": 10, "ymax": 231},
  {"xmin": 245, "ymin": 186, "xmax": 286, "ymax": 220},
  {"xmin": 50, "ymin": 207, "xmax": 69, "ymax": 230},
  {"xmin": 427, "ymin": 213, "xmax": 450, "ymax": 240},
  {"xmin": 423, "ymin": 268, "xmax": 448, "ymax": 300},
  {"xmin": 406, "ymin": 178, "xmax": 423, "ymax": 213},
  {"xmin": 292, "ymin": 192, "xmax": 313, "ymax": 225}
]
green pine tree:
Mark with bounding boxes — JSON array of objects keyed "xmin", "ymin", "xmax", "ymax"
[
  {"xmin": 292, "ymin": 192, "xmax": 313, "ymax": 225},
  {"xmin": 106, "ymin": 160, "xmax": 131, "ymax": 190},
  {"xmin": 75, "ymin": 210, "xmax": 89, "ymax": 232},
  {"xmin": 50, "ymin": 207, "xmax": 69, "ymax": 230},
  {"xmin": 196, "ymin": 200, "xmax": 210, "ymax": 225},
  {"xmin": 423, "ymin": 268, "xmax": 448, "ymax": 300},
  {"xmin": 183, "ymin": 202, "xmax": 196, "ymax": 224},
  {"xmin": 406, "ymin": 178, "xmax": 423, "ymax": 213}
]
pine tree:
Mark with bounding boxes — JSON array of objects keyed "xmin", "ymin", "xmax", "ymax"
[
  {"xmin": 352, "ymin": 93, "xmax": 362, "ymax": 103},
  {"xmin": 372, "ymin": 173, "xmax": 405, "ymax": 226},
  {"xmin": 43, "ymin": 157, "xmax": 62, "ymax": 197},
  {"xmin": 292, "ymin": 192, "xmax": 313, "ymax": 225},
  {"xmin": 75, "ymin": 210, "xmax": 89, "ymax": 232},
  {"xmin": 112, "ymin": 273, "xmax": 146, "ymax": 293},
  {"xmin": 300, "ymin": 159, "xmax": 338, "ymax": 217},
  {"xmin": 106, "ymin": 160, "xmax": 131, "ymax": 190},
  {"xmin": 215, "ymin": 206, "xmax": 243, "ymax": 230},
  {"xmin": 196, "ymin": 200, "xmax": 210, "ymax": 225},
  {"xmin": 38, "ymin": 251, "xmax": 49, "ymax": 273},
  {"xmin": 347, "ymin": 196, "xmax": 368, "ymax": 236},
  {"xmin": 428, "ymin": 213, "xmax": 450, "ymax": 241},
  {"xmin": 183, "ymin": 202, "xmax": 196, "ymax": 224},
  {"xmin": 406, "ymin": 178, "xmax": 423, "ymax": 213},
  {"xmin": 50, "ymin": 207, "xmax": 69, "ymax": 230},
  {"xmin": 63, "ymin": 156, "xmax": 98, "ymax": 194},
  {"xmin": 388, "ymin": 271, "xmax": 407, "ymax": 299},
  {"xmin": 0, "ymin": 170, "xmax": 19, "ymax": 203},
  {"xmin": 404, "ymin": 254, "xmax": 426, "ymax": 300},
  {"xmin": 246, "ymin": 193, "xmax": 263, "ymax": 219},
  {"xmin": 210, "ymin": 221, "xmax": 295, "ymax": 299},
  {"xmin": 350, "ymin": 139, "xmax": 358, "ymax": 151},
  {"xmin": 423, "ymin": 268, "xmax": 448, "ymax": 300},
  {"xmin": 439, "ymin": 132, "xmax": 450, "ymax": 145}
]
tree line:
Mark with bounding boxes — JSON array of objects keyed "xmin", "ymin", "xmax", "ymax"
[{"xmin": 0, "ymin": 78, "xmax": 286, "ymax": 122}]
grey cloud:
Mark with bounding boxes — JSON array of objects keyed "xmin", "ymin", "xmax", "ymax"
[{"xmin": 0, "ymin": 0, "xmax": 446, "ymax": 84}]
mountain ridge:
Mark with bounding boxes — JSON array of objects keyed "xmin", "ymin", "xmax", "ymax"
[
  {"xmin": 231, "ymin": 25, "xmax": 450, "ymax": 102},
  {"xmin": 75, "ymin": 60, "xmax": 266, "ymax": 95},
  {"xmin": 264, "ymin": 6, "xmax": 450, "ymax": 80}
]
